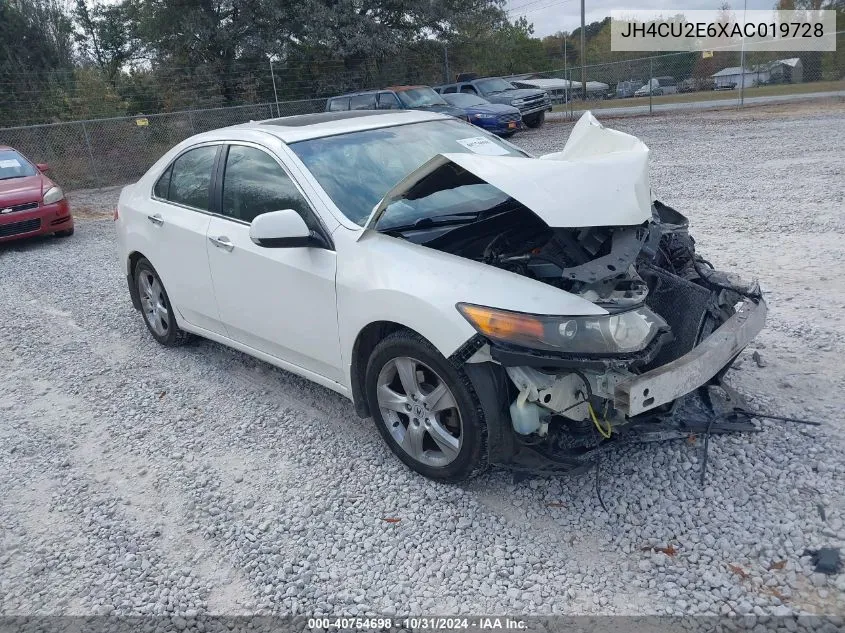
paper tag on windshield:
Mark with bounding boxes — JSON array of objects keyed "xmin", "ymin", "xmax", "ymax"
[
  {"xmin": 456, "ymin": 137, "xmax": 510, "ymax": 156},
  {"xmin": 0, "ymin": 159, "xmax": 21, "ymax": 169}
]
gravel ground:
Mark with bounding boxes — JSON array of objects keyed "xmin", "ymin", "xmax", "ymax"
[{"xmin": 1, "ymin": 101, "xmax": 844, "ymax": 621}]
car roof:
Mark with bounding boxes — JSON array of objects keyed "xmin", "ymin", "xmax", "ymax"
[
  {"xmin": 215, "ymin": 109, "xmax": 450, "ymax": 144},
  {"xmin": 329, "ymin": 90, "xmax": 381, "ymax": 98},
  {"xmin": 330, "ymin": 85, "xmax": 429, "ymax": 98}
]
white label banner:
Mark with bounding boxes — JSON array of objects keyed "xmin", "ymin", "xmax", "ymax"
[{"xmin": 611, "ymin": 10, "xmax": 837, "ymax": 52}]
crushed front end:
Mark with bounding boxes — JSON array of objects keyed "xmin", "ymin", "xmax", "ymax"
[
  {"xmin": 369, "ymin": 111, "xmax": 768, "ymax": 474},
  {"xmin": 457, "ymin": 201, "xmax": 767, "ymax": 473}
]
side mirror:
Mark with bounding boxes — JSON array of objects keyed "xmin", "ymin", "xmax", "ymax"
[
  {"xmin": 249, "ymin": 209, "xmax": 329, "ymax": 249},
  {"xmin": 36, "ymin": 163, "xmax": 50, "ymax": 172}
]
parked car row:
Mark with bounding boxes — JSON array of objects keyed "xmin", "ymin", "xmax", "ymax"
[{"xmin": 325, "ymin": 74, "xmax": 553, "ymax": 136}]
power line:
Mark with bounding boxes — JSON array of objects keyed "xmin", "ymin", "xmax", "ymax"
[{"xmin": 509, "ymin": 0, "xmax": 575, "ymax": 17}]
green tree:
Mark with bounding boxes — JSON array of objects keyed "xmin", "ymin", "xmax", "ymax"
[{"xmin": 73, "ymin": 0, "xmax": 140, "ymax": 87}]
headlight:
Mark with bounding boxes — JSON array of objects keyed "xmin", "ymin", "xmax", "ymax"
[
  {"xmin": 457, "ymin": 303, "xmax": 667, "ymax": 355},
  {"xmin": 471, "ymin": 113, "xmax": 496, "ymax": 119},
  {"xmin": 43, "ymin": 186, "xmax": 64, "ymax": 205}
]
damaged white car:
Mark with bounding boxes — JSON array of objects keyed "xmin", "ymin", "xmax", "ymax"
[{"xmin": 116, "ymin": 109, "xmax": 766, "ymax": 481}]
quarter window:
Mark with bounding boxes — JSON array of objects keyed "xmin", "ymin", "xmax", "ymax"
[
  {"xmin": 165, "ymin": 145, "xmax": 217, "ymax": 210},
  {"xmin": 221, "ymin": 145, "xmax": 313, "ymax": 225},
  {"xmin": 328, "ymin": 98, "xmax": 348, "ymax": 111},
  {"xmin": 153, "ymin": 164, "xmax": 173, "ymax": 199}
]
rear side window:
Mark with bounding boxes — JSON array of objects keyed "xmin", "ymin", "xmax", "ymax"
[
  {"xmin": 460, "ymin": 85, "xmax": 477, "ymax": 94},
  {"xmin": 328, "ymin": 98, "xmax": 348, "ymax": 112},
  {"xmin": 221, "ymin": 145, "xmax": 314, "ymax": 225},
  {"xmin": 349, "ymin": 94, "xmax": 377, "ymax": 110},
  {"xmin": 165, "ymin": 146, "xmax": 218, "ymax": 210},
  {"xmin": 443, "ymin": 86, "xmax": 457, "ymax": 94}
]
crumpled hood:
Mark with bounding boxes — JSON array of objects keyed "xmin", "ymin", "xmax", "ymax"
[{"xmin": 362, "ymin": 112, "xmax": 652, "ymax": 233}]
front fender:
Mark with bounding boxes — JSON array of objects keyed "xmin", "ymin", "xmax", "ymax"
[{"xmin": 336, "ymin": 229, "xmax": 606, "ymax": 386}]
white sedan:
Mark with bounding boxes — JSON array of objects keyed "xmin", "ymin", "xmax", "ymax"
[{"xmin": 115, "ymin": 110, "xmax": 766, "ymax": 481}]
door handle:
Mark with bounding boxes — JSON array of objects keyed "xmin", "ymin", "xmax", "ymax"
[
  {"xmin": 147, "ymin": 214, "xmax": 164, "ymax": 226},
  {"xmin": 209, "ymin": 235, "xmax": 234, "ymax": 252}
]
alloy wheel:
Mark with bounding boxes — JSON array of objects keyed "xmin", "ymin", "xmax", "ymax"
[
  {"xmin": 138, "ymin": 270, "xmax": 170, "ymax": 337},
  {"xmin": 376, "ymin": 356, "xmax": 463, "ymax": 468}
]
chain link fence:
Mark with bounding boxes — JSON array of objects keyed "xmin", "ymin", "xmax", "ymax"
[
  {"xmin": 1, "ymin": 33, "xmax": 842, "ymax": 191},
  {"xmin": 0, "ymin": 98, "xmax": 325, "ymax": 190}
]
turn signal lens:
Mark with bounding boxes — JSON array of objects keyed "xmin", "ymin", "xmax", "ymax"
[
  {"xmin": 457, "ymin": 304, "xmax": 545, "ymax": 340},
  {"xmin": 456, "ymin": 302, "xmax": 666, "ymax": 355}
]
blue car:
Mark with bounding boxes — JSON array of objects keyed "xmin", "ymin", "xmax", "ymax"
[{"xmin": 440, "ymin": 92, "xmax": 523, "ymax": 136}]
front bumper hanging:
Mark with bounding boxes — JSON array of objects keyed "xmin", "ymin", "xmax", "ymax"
[{"xmin": 615, "ymin": 298, "xmax": 768, "ymax": 416}]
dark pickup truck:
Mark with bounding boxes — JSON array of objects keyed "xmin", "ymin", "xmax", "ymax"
[{"xmin": 434, "ymin": 77, "xmax": 551, "ymax": 127}]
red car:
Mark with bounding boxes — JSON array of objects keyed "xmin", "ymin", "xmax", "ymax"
[{"xmin": 0, "ymin": 146, "xmax": 74, "ymax": 243}]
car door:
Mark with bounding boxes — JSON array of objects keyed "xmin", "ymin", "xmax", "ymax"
[
  {"xmin": 145, "ymin": 143, "xmax": 225, "ymax": 334},
  {"xmin": 205, "ymin": 143, "xmax": 342, "ymax": 382}
]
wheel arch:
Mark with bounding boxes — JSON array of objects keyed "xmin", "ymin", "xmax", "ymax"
[
  {"xmin": 349, "ymin": 320, "xmax": 412, "ymax": 418},
  {"xmin": 126, "ymin": 250, "xmax": 147, "ymax": 310}
]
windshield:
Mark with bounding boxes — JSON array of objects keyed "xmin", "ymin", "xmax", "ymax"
[
  {"xmin": 289, "ymin": 119, "xmax": 525, "ymax": 226},
  {"xmin": 443, "ymin": 93, "xmax": 489, "ymax": 108},
  {"xmin": 395, "ymin": 87, "xmax": 448, "ymax": 108},
  {"xmin": 0, "ymin": 150, "xmax": 37, "ymax": 180},
  {"xmin": 475, "ymin": 78, "xmax": 515, "ymax": 94}
]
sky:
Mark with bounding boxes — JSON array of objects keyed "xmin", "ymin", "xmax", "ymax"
[{"xmin": 506, "ymin": 0, "xmax": 780, "ymax": 38}]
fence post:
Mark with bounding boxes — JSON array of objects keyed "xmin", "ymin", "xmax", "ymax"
[
  {"xmin": 80, "ymin": 121, "xmax": 101, "ymax": 189},
  {"xmin": 649, "ymin": 57, "xmax": 654, "ymax": 115},
  {"xmin": 269, "ymin": 59, "xmax": 281, "ymax": 117},
  {"xmin": 187, "ymin": 110, "xmax": 196, "ymax": 134}
]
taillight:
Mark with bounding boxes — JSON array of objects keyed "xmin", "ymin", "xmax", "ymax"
[{"xmin": 113, "ymin": 207, "xmax": 119, "ymax": 221}]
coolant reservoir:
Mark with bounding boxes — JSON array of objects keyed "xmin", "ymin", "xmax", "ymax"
[{"xmin": 509, "ymin": 391, "xmax": 544, "ymax": 435}]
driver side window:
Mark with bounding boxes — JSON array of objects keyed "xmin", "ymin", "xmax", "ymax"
[{"xmin": 221, "ymin": 145, "xmax": 314, "ymax": 226}]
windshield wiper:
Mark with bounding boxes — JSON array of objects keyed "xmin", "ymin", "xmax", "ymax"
[
  {"xmin": 380, "ymin": 214, "xmax": 477, "ymax": 233},
  {"xmin": 380, "ymin": 204, "xmax": 518, "ymax": 234}
]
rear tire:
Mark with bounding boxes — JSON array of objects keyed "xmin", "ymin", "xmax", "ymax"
[
  {"xmin": 134, "ymin": 258, "xmax": 191, "ymax": 347},
  {"xmin": 525, "ymin": 112, "xmax": 545, "ymax": 128},
  {"xmin": 365, "ymin": 330, "xmax": 487, "ymax": 482}
]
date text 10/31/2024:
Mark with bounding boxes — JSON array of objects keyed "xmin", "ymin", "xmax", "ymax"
[{"xmin": 307, "ymin": 617, "xmax": 528, "ymax": 630}]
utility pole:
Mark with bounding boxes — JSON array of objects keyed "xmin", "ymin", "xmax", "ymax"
[
  {"xmin": 562, "ymin": 34, "xmax": 568, "ymax": 106},
  {"xmin": 580, "ymin": 0, "xmax": 586, "ymax": 102},
  {"xmin": 739, "ymin": 0, "xmax": 747, "ymax": 106}
]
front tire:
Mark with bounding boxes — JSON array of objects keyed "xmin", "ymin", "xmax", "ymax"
[
  {"xmin": 55, "ymin": 227, "xmax": 74, "ymax": 237},
  {"xmin": 134, "ymin": 258, "xmax": 191, "ymax": 347},
  {"xmin": 365, "ymin": 330, "xmax": 487, "ymax": 482},
  {"xmin": 524, "ymin": 112, "xmax": 545, "ymax": 128}
]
